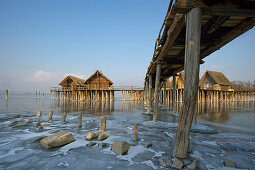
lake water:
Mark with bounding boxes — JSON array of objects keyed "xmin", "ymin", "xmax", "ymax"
[{"xmin": 0, "ymin": 91, "xmax": 255, "ymax": 169}]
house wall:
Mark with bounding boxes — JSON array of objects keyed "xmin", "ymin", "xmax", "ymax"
[
  {"xmin": 200, "ymin": 74, "xmax": 216, "ymax": 89},
  {"xmin": 61, "ymin": 78, "xmax": 77, "ymax": 88},
  {"xmin": 86, "ymin": 76, "xmax": 110, "ymax": 89}
]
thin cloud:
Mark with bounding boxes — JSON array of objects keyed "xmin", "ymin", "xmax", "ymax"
[
  {"xmin": 26, "ymin": 70, "xmax": 58, "ymax": 83},
  {"xmin": 64, "ymin": 73, "xmax": 86, "ymax": 80}
]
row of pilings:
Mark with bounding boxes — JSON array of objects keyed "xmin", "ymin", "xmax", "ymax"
[
  {"xmin": 158, "ymin": 89, "xmax": 255, "ymax": 103},
  {"xmin": 50, "ymin": 89, "xmax": 145, "ymax": 101}
]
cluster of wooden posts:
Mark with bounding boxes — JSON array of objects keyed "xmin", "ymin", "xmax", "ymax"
[
  {"xmin": 50, "ymin": 89, "xmax": 115, "ymax": 101},
  {"xmin": 50, "ymin": 87, "xmax": 145, "ymax": 101},
  {"xmin": 158, "ymin": 88, "xmax": 255, "ymax": 103}
]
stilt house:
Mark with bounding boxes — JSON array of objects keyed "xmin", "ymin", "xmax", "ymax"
[
  {"xmin": 58, "ymin": 70, "xmax": 113, "ymax": 90},
  {"xmin": 199, "ymin": 71, "xmax": 233, "ymax": 91},
  {"xmin": 84, "ymin": 70, "xmax": 113, "ymax": 89},
  {"xmin": 170, "ymin": 71, "xmax": 185, "ymax": 89},
  {"xmin": 59, "ymin": 75, "xmax": 86, "ymax": 88}
]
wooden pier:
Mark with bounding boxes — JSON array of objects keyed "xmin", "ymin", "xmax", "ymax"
[
  {"xmin": 144, "ymin": 0, "xmax": 255, "ymax": 159},
  {"xmin": 50, "ymin": 86, "xmax": 145, "ymax": 101}
]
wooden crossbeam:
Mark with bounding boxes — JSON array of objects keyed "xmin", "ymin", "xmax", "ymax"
[{"xmin": 201, "ymin": 17, "xmax": 255, "ymax": 58}]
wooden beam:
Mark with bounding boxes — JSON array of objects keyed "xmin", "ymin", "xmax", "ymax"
[
  {"xmin": 201, "ymin": 17, "xmax": 255, "ymax": 58},
  {"xmin": 157, "ymin": 14, "xmax": 185, "ymax": 61},
  {"xmin": 173, "ymin": 0, "xmax": 255, "ymax": 16},
  {"xmin": 173, "ymin": 7, "xmax": 201, "ymax": 159}
]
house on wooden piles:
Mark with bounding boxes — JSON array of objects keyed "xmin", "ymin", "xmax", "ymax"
[
  {"xmin": 59, "ymin": 75, "xmax": 86, "ymax": 89},
  {"xmin": 199, "ymin": 70, "xmax": 234, "ymax": 91},
  {"xmin": 169, "ymin": 71, "xmax": 185, "ymax": 89},
  {"xmin": 59, "ymin": 70, "xmax": 113, "ymax": 90},
  {"xmin": 84, "ymin": 70, "xmax": 113, "ymax": 90}
]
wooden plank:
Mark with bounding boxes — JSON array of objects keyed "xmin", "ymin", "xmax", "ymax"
[
  {"xmin": 173, "ymin": 7, "xmax": 201, "ymax": 159},
  {"xmin": 201, "ymin": 17, "xmax": 255, "ymax": 58},
  {"xmin": 173, "ymin": 0, "xmax": 255, "ymax": 16},
  {"xmin": 157, "ymin": 14, "xmax": 185, "ymax": 61}
]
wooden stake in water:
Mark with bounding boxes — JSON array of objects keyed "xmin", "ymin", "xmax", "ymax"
[
  {"xmin": 133, "ymin": 125, "xmax": 138, "ymax": 141},
  {"xmin": 78, "ymin": 113, "xmax": 82, "ymax": 128},
  {"xmin": 37, "ymin": 110, "xmax": 42, "ymax": 117},
  {"xmin": 36, "ymin": 90, "xmax": 37, "ymax": 96},
  {"xmin": 6, "ymin": 89, "xmax": 8, "ymax": 99},
  {"xmin": 43, "ymin": 93, "xmax": 44, "ymax": 100},
  {"xmin": 99, "ymin": 116, "xmax": 106, "ymax": 133},
  {"xmin": 48, "ymin": 110, "xmax": 53, "ymax": 120},
  {"xmin": 62, "ymin": 112, "xmax": 67, "ymax": 124}
]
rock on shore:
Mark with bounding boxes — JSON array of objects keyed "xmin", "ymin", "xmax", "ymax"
[{"xmin": 40, "ymin": 131, "xmax": 74, "ymax": 149}]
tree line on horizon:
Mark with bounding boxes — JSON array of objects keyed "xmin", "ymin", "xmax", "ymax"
[{"xmin": 231, "ymin": 80, "xmax": 255, "ymax": 90}]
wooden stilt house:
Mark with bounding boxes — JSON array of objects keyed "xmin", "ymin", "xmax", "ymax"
[
  {"xmin": 84, "ymin": 70, "xmax": 113, "ymax": 90},
  {"xmin": 170, "ymin": 71, "xmax": 185, "ymax": 89},
  {"xmin": 199, "ymin": 70, "xmax": 234, "ymax": 91},
  {"xmin": 59, "ymin": 75, "xmax": 86, "ymax": 89}
]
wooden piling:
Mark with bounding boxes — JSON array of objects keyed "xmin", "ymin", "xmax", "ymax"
[
  {"xmin": 78, "ymin": 113, "xmax": 82, "ymax": 128},
  {"xmin": 147, "ymin": 75, "xmax": 152, "ymax": 114},
  {"xmin": 99, "ymin": 116, "xmax": 106, "ymax": 133},
  {"xmin": 133, "ymin": 125, "xmax": 138, "ymax": 141},
  {"xmin": 48, "ymin": 110, "xmax": 53, "ymax": 120},
  {"xmin": 5, "ymin": 89, "xmax": 8, "ymax": 99},
  {"xmin": 37, "ymin": 110, "xmax": 42, "ymax": 117},
  {"xmin": 163, "ymin": 81, "xmax": 167, "ymax": 106},
  {"xmin": 153, "ymin": 63, "xmax": 161, "ymax": 122},
  {"xmin": 173, "ymin": 8, "xmax": 201, "ymax": 159},
  {"xmin": 62, "ymin": 112, "xmax": 67, "ymax": 124}
]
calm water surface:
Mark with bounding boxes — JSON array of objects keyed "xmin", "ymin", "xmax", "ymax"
[{"xmin": 0, "ymin": 91, "xmax": 255, "ymax": 169}]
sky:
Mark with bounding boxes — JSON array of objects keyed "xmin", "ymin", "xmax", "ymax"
[{"xmin": 0, "ymin": 0, "xmax": 255, "ymax": 93}]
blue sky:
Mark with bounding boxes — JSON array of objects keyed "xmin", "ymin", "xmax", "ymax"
[{"xmin": 0, "ymin": 0, "xmax": 254, "ymax": 92}]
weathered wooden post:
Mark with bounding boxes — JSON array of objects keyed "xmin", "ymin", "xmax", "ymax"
[
  {"xmin": 78, "ymin": 113, "xmax": 82, "ymax": 128},
  {"xmin": 48, "ymin": 110, "xmax": 53, "ymax": 120},
  {"xmin": 172, "ymin": 76, "xmax": 176, "ymax": 111},
  {"xmin": 145, "ymin": 80, "xmax": 149, "ymax": 106},
  {"xmin": 153, "ymin": 63, "xmax": 161, "ymax": 122},
  {"xmin": 62, "ymin": 112, "xmax": 67, "ymax": 124},
  {"xmin": 5, "ymin": 89, "xmax": 8, "ymax": 99},
  {"xmin": 133, "ymin": 125, "xmax": 138, "ymax": 141},
  {"xmin": 147, "ymin": 75, "xmax": 152, "ymax": 114},
  {"xmin": 163, "ymin": 81, "xmax": 167, "ymax": 106},
  {"xmin": 37, "ymin": 110, "xmax": 42, "ymax": 117},
  {"xmin": 99, "ymin": 116, "xmax": 106, "ymax": 133},
  {"xmin": 173, "ymin": 8, "xmax": 201, "ymax": 159}
]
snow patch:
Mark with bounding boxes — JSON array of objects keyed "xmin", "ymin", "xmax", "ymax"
[
  {"xmin": 0, "ymin": 147, "xmax": 25, "ymax": 159},
  {"xmin": 142, "ymin": 160, "xmax": 157, "ymax": 169},
  {"xmin": 117, "ymin": 145, "xmax": 145, "ymax": 166}
]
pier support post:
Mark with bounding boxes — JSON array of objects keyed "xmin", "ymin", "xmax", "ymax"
[
  {"xmin": 147, "ymin": 75, "xmax": 152, "ymax": 114},
  {"xmin": 173, "ymin": 7, "xmax": 201, "ymax": 159},
  {"xmin": 163, "ymin": 81, "xmax": 167, "ymax": 106},
  {"xmin": 153, "ymin": 63, "xmax": 161, "ymax": 122},
  {"xmin": 172, "ymin": 76, "xmax": 176, "ymax": 111}
]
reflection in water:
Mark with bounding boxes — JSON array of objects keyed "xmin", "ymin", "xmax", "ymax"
[
  {"xmin": 50, "ymin": 99, "xmax": 142, "ymax": 115},
  {"xmin": 169, "ymin": 101, "xmax": 255, "ymax": 123}
]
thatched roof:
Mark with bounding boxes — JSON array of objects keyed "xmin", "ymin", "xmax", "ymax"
[
  {"xmin": 84, "ymin": 70, "xmax": 113, "ymax": 85},
  {"xmin": 200, "ymin": 70, "xmax": 231, "ymax": 86},
  {"xmin": 59, "ymin": 75, "xmax": 86, "ymax": 86}
]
